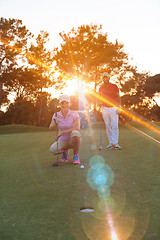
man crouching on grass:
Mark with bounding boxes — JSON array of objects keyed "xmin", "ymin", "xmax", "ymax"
[{"xmin": 49, "ymin": 94, "xmax": 82, "ymax": 164}]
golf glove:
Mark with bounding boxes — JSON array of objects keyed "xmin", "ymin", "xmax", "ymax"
[{"xmin": 53, "ymin": 117, "xmax": 58, "ymax": 124}]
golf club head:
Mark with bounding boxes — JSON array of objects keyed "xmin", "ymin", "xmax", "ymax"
[
  {"xmin": 99, "ymin": 146, "xmax": 102, "ymax": 150},
  {"xmin": 53, "ymin": 162, "xmax": 59, "ymax": 167}
]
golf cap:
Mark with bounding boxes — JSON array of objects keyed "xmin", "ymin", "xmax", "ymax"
[
  {"xmin": 59, "ymin": 94, "xmax": 70, "ymax": 103},
  {"xmin": 102, "ymin": 72, "xmax": 110, "ymax": 78}
]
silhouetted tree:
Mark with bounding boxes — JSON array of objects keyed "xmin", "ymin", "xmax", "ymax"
[
  {"xmin": 0, "ymin": 18, "xmax": 32, "ymax": 108},
  {"xmin": 54, "ymin": 24, "xmax": 128, "ymax": 91},
  {"xmin": 144, "ymin": 74, "xmax": 160, "ymax": 98},
  {"xmin": 120, "ymin": 67, "xmax": 160, "ymax": 120},
  {"xmin": 2, "ymin": 97, "xmax": 35, "ymax": 125},
  {"xmin": 27, "ymin": 31, "xmax": 54, "ymax": 125}
]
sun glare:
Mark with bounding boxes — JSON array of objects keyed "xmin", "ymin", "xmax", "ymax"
[
  {"xmin": 111, "ymin": 230, "xmax": 119, "ymax": 240},
  {"xmin": 62, "ymin": 79, "xmax": 79, "ymax": 96},
  {"xmin": 48, "ymin": 78, "xmax": 90, "ymax": 98}
]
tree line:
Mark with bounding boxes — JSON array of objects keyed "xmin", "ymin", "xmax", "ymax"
[{"xmin": 0, "ymin": 18, "xmax": 160, "ymax": 126}]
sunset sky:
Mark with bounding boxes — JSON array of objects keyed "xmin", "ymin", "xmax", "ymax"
[{"xmin": 1, "ymin": 0, "xmax": 160, "ymax": 76}]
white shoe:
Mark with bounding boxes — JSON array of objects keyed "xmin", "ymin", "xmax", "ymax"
[
  {"xmin": 106, "ymin": 144, "xmax": 113, "ymax": 149},
  {"xmin": 112, "ymin": 144, "xmax": 121, "ymax": 150}
]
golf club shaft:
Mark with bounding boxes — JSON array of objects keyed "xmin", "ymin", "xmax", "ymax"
[
  {"xmin": 100, "ymin": 114, "xmax": 102, "ymax": 147},
  {"xmin": 56, "ymin": 138, "xmax": 59, "ymax": 162},
  {"xmin": 55, "ymin": 111, "xmax": 59, "ymax": 163}
]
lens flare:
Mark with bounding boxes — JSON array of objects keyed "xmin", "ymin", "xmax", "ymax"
[
  {"xmin": 68, "ymin": 167, "xmax": 149, "ymax": 240},
  {"xmin": 127, "ymin": 123, "xmax": 160, "ymax": 144},
  {"xmin": 0, "ymin": 37, "xmax": 52, "ymax": 70},
  {"xmin": 86, "ymin": 128, "xmax": 94, "ymax": 136},
  {"xmin": 97, "ymin": 185, "xmax": 110, "ymax": 199},
  {"xmin": 90, "ymin": 144, "xmax": 97, "ymax": 150},
  {"xmin": 111, "ymin": 229, "xmax": 119, "ymax": 240},
  {"xmin": 88, "ymin": 89, "xmax": 160, "ymax": 138},
  {"xmin": 87, "ymin": 158, "xmax": 114, "ymax": 191},
  {"xmin": 93, "ymin": 169, "xmax": 108, "ymax": 185},
  {"xmin": 106, "ymin": 206, "xmax": 119, "ymax": 240},
  {"xmin": 89, "ymin": 155, "xmax": 105, "ymax": 168}
]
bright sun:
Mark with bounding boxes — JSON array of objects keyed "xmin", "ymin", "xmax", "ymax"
[
  {"xmin": 48, "ymin": 78, "xmax": 90, "ymax": 99},
  {"xmin": 62, "ymin": 79, "xmax": 80, "ymax": 96}
]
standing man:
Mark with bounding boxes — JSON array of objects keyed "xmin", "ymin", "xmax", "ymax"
[{"xmin": 99, "ymin": 72, "xmax": 121, "ymax": 150}]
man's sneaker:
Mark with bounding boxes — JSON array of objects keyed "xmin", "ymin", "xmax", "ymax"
[
  {"xmin": 73, "ymin": 154, "xmax": 80, "ymax": 164},
  {"xmin": 106, "ymin": 144, "xmax": 113, "ymax": 149},
  {"xmin": 60, "ymin": 150, "xmax": 69, "ymax": 162},
  {"xmin": 112, "ymin": 144, "xmax": 121, "ymax": 150}
]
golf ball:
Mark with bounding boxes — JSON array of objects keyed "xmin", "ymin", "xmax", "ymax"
[{"xmin": 80, "ymin": 165, "xmax": 84, "ymax": 169}]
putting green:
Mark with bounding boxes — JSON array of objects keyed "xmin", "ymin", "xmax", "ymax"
[{"xmin": 0, "ymin": 123, "xmax": 159, "ymax": 240}]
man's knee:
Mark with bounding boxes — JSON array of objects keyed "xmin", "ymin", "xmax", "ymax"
[{"xmin": 112, "ymin": 124, "xmax": 119, "ymax": 131}]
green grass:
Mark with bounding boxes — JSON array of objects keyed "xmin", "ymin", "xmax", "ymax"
[
  {"xmin": 0, "ymin": 123, "xmax": 160, "ymax": 240},
  {"xmin": 0, "ymin": 124, "xmax": 48, "ymax": 134}
]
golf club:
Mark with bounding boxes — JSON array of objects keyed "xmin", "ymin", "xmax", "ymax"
[
  {"xmin": 99, "ymin": 113, "xmax": 102, "ymax": 150},
  {"xmin": 53, "ymin": 140, "xmax": 59, "ymax": 167},
  {"xmin": 53, "ymin": 112, "xmax": 59, "ymax": 167}
]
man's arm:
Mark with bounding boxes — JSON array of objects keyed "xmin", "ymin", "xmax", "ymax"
[
  {"xmin": 116, "ymin": 90, "xmax": 121, "ymax": 114},
  {"xmin": 116, "ymin": 91, "xmax": 121, "ymax": 107}
]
